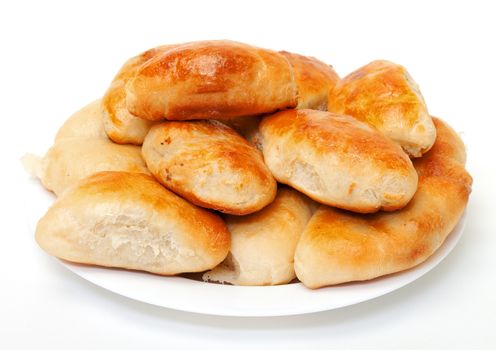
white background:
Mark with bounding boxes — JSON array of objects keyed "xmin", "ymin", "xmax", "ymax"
[{"xmin": 1, "ymin": 0, "xmax": 495, "ymax": 348}]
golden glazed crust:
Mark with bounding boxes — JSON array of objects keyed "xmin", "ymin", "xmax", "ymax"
[
  {"xmin": 125, "ymin": 40, "xmax": 298, "ymax": 121},
  {"xmin": 294, "ymin": 118, "xmax": 472, "ymax": 288},
  {"xmin": 280, "ymin": 51, "xmax": 339, "ymax": 110},
  {"xmin": 259, "ymin": 109, "xmax": 418, "ymax": 213},
  {"xmin": 101, "ymin": 46, "xmax": 176, "ymax": 144},
  {"xmin": 35, "ymin": 171, "xmax": 231, "ymax": 275},
  {"xmin": 142, "ymin": 120, "xmax": 277, "ymax": 215},
  {"xmin": 217, "ymin": 49, "xmax": 342, "ymax": 149},
  {"xmin": 102, "ymin": 41, "xmax": 340, "ymax": 144},
  {"xmin": 328, "ymin": 60, "xmax": 436, "ymax": 157}
]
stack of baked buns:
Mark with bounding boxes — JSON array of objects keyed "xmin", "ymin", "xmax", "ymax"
[{"xmin": 26, "ymin": 40, "xmax": 472, "ymax": 289}]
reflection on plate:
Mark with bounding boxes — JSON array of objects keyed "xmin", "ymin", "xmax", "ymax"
[{"xmin": 24, "ymin": 176, "xmax": 467, "ymax": 317}]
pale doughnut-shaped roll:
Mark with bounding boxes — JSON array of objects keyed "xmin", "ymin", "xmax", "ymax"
[
  {"xmin": 203, "ymin": 187, "xmax": 316, "ymax": 286},
  {"xmin": 142, "ymin": 120, "xmax": 276, "ymax": 215},
  {"xmin": 259, "ymin": 109, "xmax": 418, "ymax": 213},
  {"xmin": 328, "ymin": 60, "xmax": 436, "ymax": 157},
  {"xmin": 294, "ymin": 118, "xmax": 472, "ymax": 288},
  {"xmin": 35, "ymin": 171, "xmax": 231, "ymax": 275}
]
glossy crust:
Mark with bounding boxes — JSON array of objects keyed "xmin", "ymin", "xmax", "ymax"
[
  {"xmin": 101, "ymin": 46, "xmax": 175, "ymax": 144},
  {"xmin": 40, "ymin": 138, "xmax": 149, "ymax": 195},
  {"xmin": 126, "ymin": 40, "xmax": 297, "ymax": 121},
  {"xmin": 142, "ymin": 120, "xmax": 277, "ymax": 215},
  {"xmin": 35, "ymin": 172, "xmax": 231, "ymax": 275},
  {"xmin": 259, "ymin": 109, "xmax": 418, "ymax": 213},
  {"xmin": 328, "ymin": 60, "xmax": 436, "ymax": 157},
  {"xmin": 103, "ymin": 41, "xmax": 339, "ymax": 143},
  {"xmin": 294, "ymin": 118, "xmax": 472, "ymax": 288},
  {"xmin": 280, "ymin": 51, "xmax": 339, "ymax": 110},
  {"xmin": 203, "ymin": 188, "xmax": 316, "ymax": 286},
  {"xmin": 55, "ymin": 99, "xmax": 107, "ymax": 141}
]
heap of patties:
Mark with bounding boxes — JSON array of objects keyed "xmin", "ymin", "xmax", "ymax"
[{"xmin": 25, "ymin": 40, "xmax": 471, "ymax": 288}]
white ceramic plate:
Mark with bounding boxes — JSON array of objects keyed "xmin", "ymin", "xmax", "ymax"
[{"xmin": 25, "ymin": 176, "xmax": 467, "ymax": 317}]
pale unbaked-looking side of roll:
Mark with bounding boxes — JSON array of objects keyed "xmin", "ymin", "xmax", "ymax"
[
  {"xmin": 35, "ymin": 171, "xmax": 231, "ymax": 275},
  {"xmin": 203, "ymin": 187, "xmax": 316, "ymax": 286},
  {"xmin": 55, "ymin": 99, "xmax": 108, "ymax": 141},
  {"xmin": 40, "ymin": 138, "xmax": 149, "ymax": 195}
]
